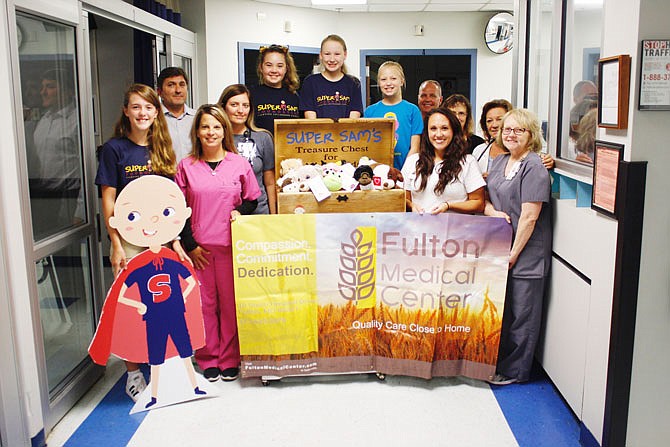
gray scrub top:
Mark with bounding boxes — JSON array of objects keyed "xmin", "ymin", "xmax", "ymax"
[
  {"xmin": 234, "ymin": 129, "xmax": 275, "ymax": 214},
  {"xmin": 486, "ymin": 152, "xmax": 552, "ymax": 279}
]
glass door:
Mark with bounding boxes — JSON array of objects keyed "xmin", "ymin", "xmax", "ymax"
[{"xmin": 15, "ymin": 10, "xmax": 102, "ymax": 428}]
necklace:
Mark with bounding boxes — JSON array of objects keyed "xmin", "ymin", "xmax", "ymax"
[
  {"xmin": 205, "ymin": 151, "xmax": 226, "ymax": 175},
  {"xmin": 209, "ymin": 159, "xmax": 222, "ymax": 175}
]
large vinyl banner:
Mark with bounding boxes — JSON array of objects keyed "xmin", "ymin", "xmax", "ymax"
[{"xmin": 232, "ymin": 212, "xmax": 512, "ymax": 381}]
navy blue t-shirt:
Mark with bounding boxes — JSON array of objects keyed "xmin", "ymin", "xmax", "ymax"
[
  {"xmin": 95, "ymin": 137, "xmax": 158, "ymax": 192},
  {"xmin": 249, "ymin": 84, "xmax": 300, "ymax": 135},
  {"xmin": 299, "ymin": 73, "xmax": 364, "ymax": 119},
  {"xmin": 125, "ymin": 257, "xmax": 191, "ymax": 321}
]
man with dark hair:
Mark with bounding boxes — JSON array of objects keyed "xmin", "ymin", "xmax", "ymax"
[{"xmin": 157, "ymin": 67, "xmax": 194, "ymax": 161}]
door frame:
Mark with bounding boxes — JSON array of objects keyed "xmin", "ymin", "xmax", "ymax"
[
  {"xmin": 4, "ymin": 0, "xmax": 198, "ymax": 436},
  {"xmin": 359, "ymin": 48, "xmax": 478, "ymax": 110}
]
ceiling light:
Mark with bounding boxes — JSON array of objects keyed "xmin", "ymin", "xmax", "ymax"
[{"xmin": 311, "ymin": 0, "xmax": 367, "ymax": 5}]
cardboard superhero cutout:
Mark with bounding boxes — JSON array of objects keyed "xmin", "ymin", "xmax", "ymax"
[{"xmin": 88, "ymin": 175, "xmax": 212, "ymax": 412}]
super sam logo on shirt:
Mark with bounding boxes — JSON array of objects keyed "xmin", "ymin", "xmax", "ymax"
[
  {"xmin": 124, "ymin": 161, "xmax": 153, "ymax": 181},
  {"xmin": 316, "ymin": 91, "xmax": 351, "ymax": 107},
  {"xmin": 256, "ymin": 101, "xmax": 299, "ymax": 117}
]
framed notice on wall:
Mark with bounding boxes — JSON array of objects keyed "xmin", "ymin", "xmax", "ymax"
[
  {"xmin": 592, "ymin": 140, "xmax": 624, "ymax": 218},
  {"xmin": 639, "ymin": 40, "xmax": 670, "ymax": 110},
  {"xmin": 598, "ymin": 55, "xmax": 631, "ymax": 129}
]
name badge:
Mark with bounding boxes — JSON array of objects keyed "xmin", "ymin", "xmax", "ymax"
[{"xmin": 237, "ymin": 141, "xmax": 256, "ymax": 163}]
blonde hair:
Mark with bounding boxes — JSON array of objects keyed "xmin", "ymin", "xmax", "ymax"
[
  {"xmin": 113, "ymin": 83, "xmax": 175, "ymax": 176},
  {"xmin": 190, "ymin": 104, "xmax": 237, "ymax": 161},
  {"xmin": 575, "ymin": 108, "xmax": 597, "ymax": 156},
  {"xmin": 319, "ymin": 34, "xmax": 349, "ymax": 75},
  {"xmin": 257, "ymin": 45, "xmax": 300, "ymax": 94},
  {"xmin": 496, "ymin": 108, "xmax": 545, "ymax": 153},
  {"xmin": 378, "ymin": 61, "xmax": 406, "ymax": 88}
]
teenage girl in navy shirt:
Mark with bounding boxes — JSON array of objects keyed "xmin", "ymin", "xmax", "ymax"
[
  {"xmin": 300, "ymin": 34, "xmax": 363, "ymax": 119},
  {"xmin": 249, "ymin": 44, "xmax": 300, "ymax": 135},
  {"xmin": 95, "ymin": 83, "xmax": 180, "ymax": 402}
]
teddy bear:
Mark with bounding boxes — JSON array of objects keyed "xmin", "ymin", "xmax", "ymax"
[
  {"xmin": 353, "ymin": 165, "xmax": 375, "ymax": 190},
  {"xmin": 357, "ymin": 156, "xmax": 403, "ymax": 189},
  {"xmin": 294, "ymin": 165, "xmax": 322, "ymax": 192},
  {"xmin": 280, "ymin": 158, "xmax": 303, "ymax": 177}
]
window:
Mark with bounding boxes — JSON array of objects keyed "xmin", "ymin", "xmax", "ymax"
[
  {"xmin": 559, "ymin": 0, "xmax": 603, "ymax": 165},
  {"xmin": 526, "ymin": 0, "xmax": 555, "ymax": 145}
]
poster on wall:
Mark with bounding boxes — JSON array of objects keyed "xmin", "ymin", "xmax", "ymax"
[
  {"xmin": 598, "ymin": 55, "xmax": 631, "ymax": 129},
  {"xmin": 232, "ymin": 212, "xmax": 513, "ymax": 382},
  {"xmin": 639, "ymin": 40, "xmax": 670, "ymax": 110},
  {"xmin": 591, "ymin": 140, "xmax": 624, "ymax": 218}
]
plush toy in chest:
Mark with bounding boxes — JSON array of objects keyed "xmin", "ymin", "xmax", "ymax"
[{"xmin": 274, "ymin": 118, "xmax": 406, "ymax": 214}]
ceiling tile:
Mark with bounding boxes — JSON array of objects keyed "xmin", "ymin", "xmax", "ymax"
[{"xmin": 368, "ymin": 4, "xmax": 426, "ymax": 12}]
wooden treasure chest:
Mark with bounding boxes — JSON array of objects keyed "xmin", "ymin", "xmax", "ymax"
[{"xmin": 274, "ymin": 118, "xmax": 406, "ymax": 214}]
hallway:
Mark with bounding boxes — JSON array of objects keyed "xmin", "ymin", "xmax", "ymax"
[{"xmin": 47, "ymin": 358, "xmax": 582, "ymax": 446}]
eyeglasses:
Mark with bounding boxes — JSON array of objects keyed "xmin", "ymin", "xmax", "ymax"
[
  {"xmin": 259, "ymin": 44, "xmax": 289, "ymax": 54},
  {"xmin": 501, "ymin": 127, "xmax": 527, "ymax": 136}
]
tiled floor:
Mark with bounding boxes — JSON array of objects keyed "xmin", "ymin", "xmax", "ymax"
[{"xmin": 47, "ymin": 358, "xmax": 582, "ymax": 447}]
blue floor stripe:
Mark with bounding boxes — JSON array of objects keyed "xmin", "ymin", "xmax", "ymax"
[
  {"xmin": 491, "ymin": 368, "xmax": 583, "ymax": 447},
  {"xmin": 63, "ymin": 373, "xmax": 147, "ymax": 447},
  {"xmin": 63, "ymin": 366, "xmax": 585, "ymax": 446}
]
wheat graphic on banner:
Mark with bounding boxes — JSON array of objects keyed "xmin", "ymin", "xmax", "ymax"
[{"xmin": 338, "ymin": 227, "xmax": 377, "ymax": 308}]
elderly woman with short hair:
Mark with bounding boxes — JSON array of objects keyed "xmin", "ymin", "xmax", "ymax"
[{"xmin": 484, "ymin": 108, "xmax": 552, "ymax": 385}]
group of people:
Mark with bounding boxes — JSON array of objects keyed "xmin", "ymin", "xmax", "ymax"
[{"xmin": 94, "ymin": 32, "xmax": 553, "ymax": 401}]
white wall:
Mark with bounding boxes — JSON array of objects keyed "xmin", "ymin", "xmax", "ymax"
[
  {"xmin": 540, "ymin": 195, "xmax": 618, "ymax": 444},
  {"xmin": 201, "ymin": 0, "xmax": 513, "ymax": 128},
  {"xmin": 619, "ymin": 0, "xmax": 670, "ymax": 445},
  {"xmin": 571, "ymin": 9, "xmax": 601, "ymax": 86}
]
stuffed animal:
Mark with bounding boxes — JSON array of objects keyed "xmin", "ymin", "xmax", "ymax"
[
  {"xmin": 282, "ymin": 182, "xmax": 301, "ymax": 193},
  {"xmin": 373, "ymin": 164, "xmax": 396, "ymax": 190},
  {"xmin": 288, "ymin": 165, "xmax": 319, "ymax": 193},
  {"xmin": 280, "ymin": 158, "xmax": 303, "ymax": 177},
  {"xmin": 323, "ymin": 172, "xmax": 343, "ymax": 192},
  {"xmin": 321, "ymin": 162, "xmax": 341, "ymax": 177},
  {"xmin": 353, "ymin": 165, "xmax": 375, "ymax": 190}
]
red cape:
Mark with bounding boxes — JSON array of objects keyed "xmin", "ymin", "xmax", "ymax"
[{"xmin": 88, "ymin": 247, "xmax": 205, "ymax": 365}]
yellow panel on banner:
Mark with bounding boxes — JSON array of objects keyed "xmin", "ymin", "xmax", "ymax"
[{"xmin": 232, "ymin": 215, "xmax": 318, "ymax": 355}]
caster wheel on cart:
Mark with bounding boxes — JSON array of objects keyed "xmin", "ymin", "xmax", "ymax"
[
  {"xmin": 375, "ymin": 372, "xmax": 386, "ymax": 381},
  {"xmin": 261, "ymin": 379, "xmax": 270, "ymax": 386}
]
